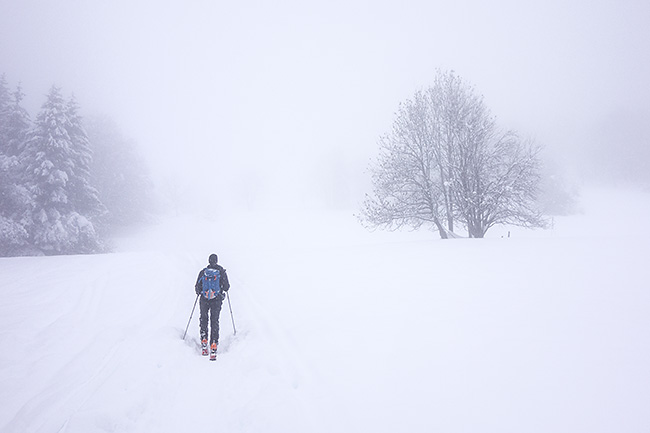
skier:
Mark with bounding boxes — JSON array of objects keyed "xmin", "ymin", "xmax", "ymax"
[{"xmin": 195, "ymin": 253, "xmax": 230, "ymax": 360}]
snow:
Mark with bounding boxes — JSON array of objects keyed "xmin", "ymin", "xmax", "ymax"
[{"xmin": 1, "ymin": 187, "xmax": 650, "ymax": 433}]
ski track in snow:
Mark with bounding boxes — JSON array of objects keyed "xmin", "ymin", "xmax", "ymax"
[
  {"xmin": 0, "ymin": 245, "xmax": 329, "ymax": 433},
  {"xmin": 1, "ymin": 188, "xmax": 650, "ymax": 433}
]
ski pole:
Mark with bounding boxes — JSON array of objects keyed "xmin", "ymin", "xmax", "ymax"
[
  {"xmin": 183, "ymin": 294, "xmax": 199, "ymax": 340},
  {"xmin": 226, "ymin": 292, "xmax": 237, "ymax": 335}
]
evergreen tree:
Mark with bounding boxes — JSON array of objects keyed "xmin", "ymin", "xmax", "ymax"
[
  {"xmin": 0, "ymin": 75, "xmax": 32, "ymax": 256},
  {"xmin": 66, "ymin": 95, "xmax": 106, "ymax": 220},
  {"xmin": 0, "ymin": 153, "xmax": 32, "ymax": 256},
  {"xmin": 23, "ymin": 85, "xmax": 104, "ymax": 254},
  {"xmin": 85, "ymin": 115, "xmax": 153, "ymax": 230},
  {"xmin": 2, "ymin": 85, "xmax": 31, "ymax": 157},
  {"xmin": 0, "ymin": 74, "xmax": 9, "ymax": 126},
  {"xmin": 0, "ymin": 74, "xmax": 10, "ymax": 149}
]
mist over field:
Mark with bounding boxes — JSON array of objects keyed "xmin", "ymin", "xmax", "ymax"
[{"xmin": 2, "ymin": 0, "xmax": 649, "ymax": 215}]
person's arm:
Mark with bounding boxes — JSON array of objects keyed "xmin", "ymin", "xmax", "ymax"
[
  {"xmin": 195, "ymin": 269, "xmax": 204, "ymax": 295},
  {"xmin": 220, "ymin": 267, "xmax": 230, "ymax": 292}
]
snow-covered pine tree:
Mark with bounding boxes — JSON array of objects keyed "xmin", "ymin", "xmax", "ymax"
[
  {"xmin": 24, "ymin": 85, "xmax": 105, "ymax": 255},
  {"xmin": 66, "ymin": 95, "xmax": 106, "ymax": 224},
  {"xmin": 0, "ymin": 77, "xmax": 32, "ymax": 256},
  {"xmin": 2, "ymin": 85, "xmax": 31, "ymax": 157},
  {"xmin": 0, "ymin": 74, "xmax": 10, "ymax": 144},
  {"xmin": 0, "ymin": 153, "xmax": 32, "ymax": 256}
]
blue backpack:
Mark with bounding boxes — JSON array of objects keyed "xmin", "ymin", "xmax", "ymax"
[{"xmin": 201, "ymin": 267, "xmax": 221, "ymax": 300}]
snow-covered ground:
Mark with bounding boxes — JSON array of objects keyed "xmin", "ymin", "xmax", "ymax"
[{"xmin": 1, "ymin": 187, "xmax": 649, "ymax": 433}]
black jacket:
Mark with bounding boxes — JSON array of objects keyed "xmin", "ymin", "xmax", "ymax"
[{"xmin": 195, "ymin": 264, "xmax": 230, "ymax": 296}]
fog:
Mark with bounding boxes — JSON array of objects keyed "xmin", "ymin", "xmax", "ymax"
[{"xmin": 2, "ymin": 0, "xmax": 649, "ymax": 211}]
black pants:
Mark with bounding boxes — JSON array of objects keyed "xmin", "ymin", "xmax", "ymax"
[{"xmin": 199, "ymin": 296, "xmax": 223, "ymax": 345}]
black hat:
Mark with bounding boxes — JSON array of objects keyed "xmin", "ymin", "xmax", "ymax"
[{"xmin": 208, "ymin": 254, "xmax": 218, "ymax": 265}]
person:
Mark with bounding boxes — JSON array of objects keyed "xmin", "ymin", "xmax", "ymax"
[{"xmin": 195, "ymin": 253, "xmax": 230, "ymax": 359}]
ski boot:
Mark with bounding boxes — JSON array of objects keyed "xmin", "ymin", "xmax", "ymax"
[
  {"xmin": 210, "ymin": 342, "xmax": 217, "ymax": 361},
  {"xmin": 201, "ymin": 338, "xmax": 209, "ymax": 356}
]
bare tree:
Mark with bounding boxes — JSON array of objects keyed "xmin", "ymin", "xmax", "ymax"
[
  {"xmin": 361, "ymin": 90, "xmax": 451, "ymax": 238},
  {"xmin": 452, "ymin": 131, "xmax": 546, "ymax": 237},
  {"xmin": 362, "ymin": 70, "xmax": 546, "ymax": 238}
]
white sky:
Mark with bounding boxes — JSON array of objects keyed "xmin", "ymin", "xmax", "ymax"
[{"xmin": 1, "ymin": 0, "xmax": 649, "ymax": 208}]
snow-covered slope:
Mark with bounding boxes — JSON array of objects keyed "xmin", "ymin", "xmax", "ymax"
[{"xmin": 1, "ymin": 188, "xmax": 649, "ymax": 433}]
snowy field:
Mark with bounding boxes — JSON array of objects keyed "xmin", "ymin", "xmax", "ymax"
[{"xmin": 1, "ymin": 187, "xmax": 649, "ymax": 433}]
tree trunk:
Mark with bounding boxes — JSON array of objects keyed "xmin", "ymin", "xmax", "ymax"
[
  {"xmin": 433, "ymin": 219, "xmax": 449, "ymax": 239},
  {"xmin": 446, "ymin": 204, "xmax": 454, "ymax": 233},
  {"xmin": 467, "ymin": 222, "xmax": 486, "ymax": 238}
]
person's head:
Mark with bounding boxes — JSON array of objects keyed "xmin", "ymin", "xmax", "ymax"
[{"xmin": 208, "ymin": 253, "xmax": 218, "ymax": 266}]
